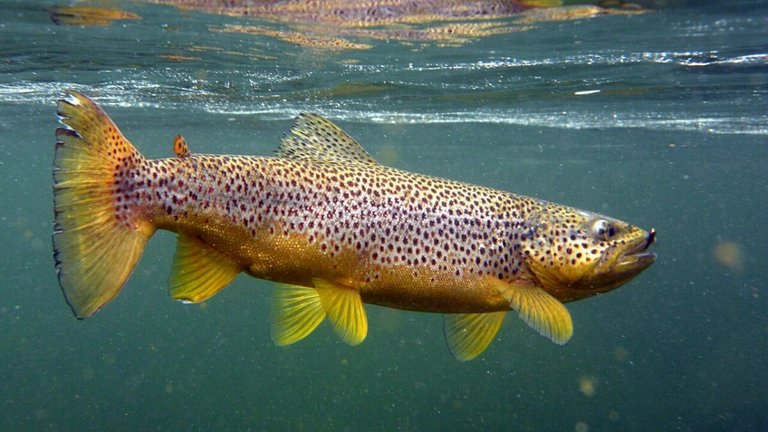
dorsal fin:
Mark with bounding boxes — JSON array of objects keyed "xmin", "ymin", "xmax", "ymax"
[{"xmin": 277, "ymin": 113, "xmax": 379, "ymax": 164}]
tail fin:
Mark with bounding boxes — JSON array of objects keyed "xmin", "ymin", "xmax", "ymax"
[{"xmin": 53, "ymin": 92, "xmax": 154, "ymax": 318}]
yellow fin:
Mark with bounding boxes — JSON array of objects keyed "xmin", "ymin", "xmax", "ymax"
[
  {"xmin": 54, "ymin": 92, "xmax": 154, "ymax": 318},
  {"xmin": 277, "ymin": 113, "xmax": 379, "ymax": 165},
  {"xmin": 491, "ymin": 278, "xmax": 573, "ymax": 345},
  {"xmin": 270, "ymin": 284, "xmax": 326, "ymax": 346},
  {"xmin": 313, "ymin": 278, "xmax": 368, "ymax": 346},
  {"xmin": 169, "ymin": 233, "xmax": 241, "ymax": 303},
  {"xmin": 444, "ymin": 312, "xmax": 507, "ymax": 361}
]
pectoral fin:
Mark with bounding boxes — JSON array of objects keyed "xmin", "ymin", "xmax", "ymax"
[
  {"xmin": 270, "ymin": 284, "xmax": 326, "ymax": 346},
  {"xmin": 313, "ymin": 278, "xmax": 368, "ymax": 346},
  {"xmin": 490, "ymin": 277, "xmax": 573, "ymax": 345},
  {"xmin": 444, "ymin": 312, "xmax": 507, "ymax": 361},
  {"xmin": 169, "ymin": 233, "xmax": 241, "ymax": 303}
]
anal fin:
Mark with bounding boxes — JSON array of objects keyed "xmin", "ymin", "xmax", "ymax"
[
  {"xmin": 170, "ymin": 233, "xmax": 241, "ymax": 303},
  {"xmin": 270, "ymin": 284, "xmax": 326, "ymax": 346},
  {"xmin": 313, "ymin": 278, "xmax": 368, "ymax": 346},
  {"xmin": 490, "ymin": 277, "xmax": 573, "ymax": 345},
  {"xmin": 444, "ymin": 312, "xmax": 507, "ymax": 361}
]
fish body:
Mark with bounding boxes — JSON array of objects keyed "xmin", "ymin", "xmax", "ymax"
[{"xmin": 54, "ymin": 92, "xmax": 655, "ymax": 360}]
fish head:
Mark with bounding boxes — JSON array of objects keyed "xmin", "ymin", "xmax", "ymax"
[{"xmin": 520, "ymin": 204, "xmax": 656, "ymax": 301}]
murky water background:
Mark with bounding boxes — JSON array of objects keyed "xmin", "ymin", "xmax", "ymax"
[{"xmin": 1, "ymin": 0, "xmax": 766, "ymax": 430}]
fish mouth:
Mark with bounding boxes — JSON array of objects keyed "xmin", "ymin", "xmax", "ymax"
[
  {"xmin": 616, "ymin": 228, "xmax": 657, "ymax": 272},
  {"xmin": 527, "ymin": 228, "xmax": 656, "ymax": 301}
]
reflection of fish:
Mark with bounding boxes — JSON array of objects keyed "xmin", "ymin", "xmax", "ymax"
[
  {"xmin": 49, "ymin": 6, "xmax": 141, "ymax": 26},
  {"xmin": 146, "ymin": 0, "xmax": 646, "ymax": 25},
  {"xmin": 151, "ymin": 1, "xmax": 647, "ymax": 49},
  {"xmin": 54, "ymin": 92, "xmax": 656, "ymax": 360},
  {"xmin": 147, "ymin": 0, "xmax": 540, "ymax": 25}
]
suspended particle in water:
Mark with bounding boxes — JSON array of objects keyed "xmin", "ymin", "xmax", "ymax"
[
  {"xmin": 579, "ymin": 376, "xmax": 597, "ymax": 397},
  {"xmin": 575, "ymin": 421, "xmax": 589, "ymax": 432},
  {"xmin": 613, "ymin": 346, "xmax": 629, "ymax": 362},
  {"xmin": 712, "ymin": 241, "xmax": 745, "ymax": 273},
  {"xmin": 376, "ymin": 144, "xmax": 401, "ymax": 166}
]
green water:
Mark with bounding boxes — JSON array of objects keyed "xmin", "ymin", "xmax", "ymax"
[{"xmin": 1, "ymin": 0, "xmax": 766, "ymax": 430}]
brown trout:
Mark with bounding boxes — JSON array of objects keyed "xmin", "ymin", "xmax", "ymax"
[{"xmin": 53, "ymin": 92, "xmax": 656, "ymax": 360}]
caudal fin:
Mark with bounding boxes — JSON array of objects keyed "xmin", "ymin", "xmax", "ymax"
[{"xmin": 53, "ymin": 92, "xmax": 153, "ymax": 318}]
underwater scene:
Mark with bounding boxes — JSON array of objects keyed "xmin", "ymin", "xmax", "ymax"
[{"xmin": 1, "ymin": 0, "xmax": 766, "ymax": 430}]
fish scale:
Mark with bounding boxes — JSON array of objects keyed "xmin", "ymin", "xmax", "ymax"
[{"xmin": 53, "ymin": 92, "xmax": 656, "ymax": 360}]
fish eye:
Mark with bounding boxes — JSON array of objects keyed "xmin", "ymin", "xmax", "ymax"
[{"xmin": 590, "ymin": 219, "xmax": 617, "ymax": 240}]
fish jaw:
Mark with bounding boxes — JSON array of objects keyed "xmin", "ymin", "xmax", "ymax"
[
  {"xmin": 574, "ymin": 228, "xmax": 657, "ymax": 295},
  {"xmin": 520, "ymin": 206, "xmax": 656, "ymax": 302},
  {"xmin": 615, "ymin": 228, "xmax": 657, "ymax": 272}
]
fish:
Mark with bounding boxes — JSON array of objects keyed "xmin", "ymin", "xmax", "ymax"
[{"xmin": 53, "ymin": 92, "xmax": 656, "ymax": 360}]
